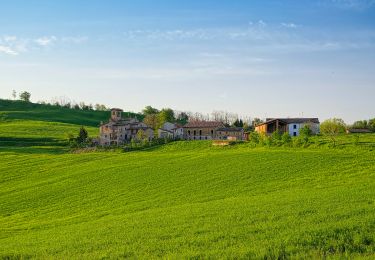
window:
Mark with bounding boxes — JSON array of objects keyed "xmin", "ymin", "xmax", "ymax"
[
  {"xmin": 194, "ymin": 130, "xmax": 196, "ymax": 136},
  {"xmin": 188, "ymin": 130, "xmax": 191, "ymax": 135},
  {"xmin": 293, "ymin": 132, "xmax": 297, "ymax": 137},
  {"xmin": 199, "ymin": 130, "xmax": 202, "ymax": 136},
  {"xmin": 293, "ymin": 125, "xmax": 297, "ymax": 129},
  {"xmin": 211, "ymin": 130, "xmax": 214, "ymax": 135}
]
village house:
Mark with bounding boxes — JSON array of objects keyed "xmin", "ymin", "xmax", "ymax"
[
  {"xmin": 255, "ymin": 118, "xmax": 320, "ymax": 137},
  {"xmin": 183, "ymin": 121, "xmax": 225, "ymax": 140},
  {"xmin": 99, "ymin": 108, "xmax": 154, "ymax": 146},
  {"xmin": 158, "ymin": 122, "xmax": 184, "ymax": 140}
]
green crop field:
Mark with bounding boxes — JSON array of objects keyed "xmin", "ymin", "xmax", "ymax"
[{"xmin": 1, "ymin": 100, "xmax": 375, "ymax": 259}]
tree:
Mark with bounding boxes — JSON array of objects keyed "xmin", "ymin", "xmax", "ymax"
[
  {"xmin": 282, "ymin": 132, "xmax": 292, "ymax": 144},
  {"xmin": 158, "ymin": 108, "xmax": 175, "ymax": 127},
  {"xmin": 320, "ymin": 118, "xmax": 346, "ymax": 146},
  {"xmin": 12, "ymin": 90, "xmax": 16, "ymax": 100},
  {"xmin": 176, "ymin": 112, "xmax": 189, "ymax": 125},
  {"xmin": 249, "ymin": 131, "xmax": 260, "ymax": 144},
  {"xmin": 19, "ymin": 91, "xmax": 31, "ymax": 102},
  {"xmin": 142, "ymin": 106, "xmax": 159, "ymax": 116},
  {"xmin": 143, "ymin": 114, "xmax": 159, "ymax": 129},
  {"xmin": 369, "ymin": 118, "xmax": 375, "ymax": 132},
  {"xmin": 95, "ymin": 104, "xmax": 108, "ymax": 111},
  {"xmin": 136, "ymin": 129, "xmax": 147, "ymax": 142},
  {"xmin": 252, "ymin": 118, "xmax": 264, "ymax": 127},
  {"xmin": 233, "ymin": 119, "xmax": 244, "ymax": 127},
  {"xmin": 77, "ymin": 127, "xmax": 88, "ymax": 144},
  {"xmin": 300, "ymin": 125, "xmax": 313, "ymax": 137},
  {"xmin": 352, "ymin": 120, "xmax": 368, "ymax": 129}
]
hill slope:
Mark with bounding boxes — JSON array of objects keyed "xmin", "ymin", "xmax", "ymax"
[
  {"xmin": 1, "ymin": 142, "xmax": 375, "ymax": 258},
  {"xmin": 0, "ymin": 100, "xmax": 374, "ymax": 258},
  {"xmin": 0, "ymin": 99, "xmax": 141, "ymax": 127}
]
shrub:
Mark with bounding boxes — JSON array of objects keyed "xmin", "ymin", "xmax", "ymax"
[{"xmin": 282, "ymin": 132, "xmax": 292, "ymax": 146}]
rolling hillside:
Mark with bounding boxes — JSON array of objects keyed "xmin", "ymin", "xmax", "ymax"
[
  {"xmin": 0, "ymin": 99, "xmax": 142, "ymax": 127},
  {"xmin": 0, "ymin": 100, "xmax": 374, "ymax": 259}
]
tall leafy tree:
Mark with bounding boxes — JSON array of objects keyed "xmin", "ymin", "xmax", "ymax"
[
  {"xmin": 19, "ymin": 91, "xmax": 31, "ymax": 102},
  {"xmin": 77, "ymin": 127, "xmax": 88, "ymax": 144},
  {"xmin": 320, "ymin": 118, "xmax": 346, "ymax": 146},
  {"xmin": 142, "ymin": 106, "xmax": 159, "ymax": 116}
]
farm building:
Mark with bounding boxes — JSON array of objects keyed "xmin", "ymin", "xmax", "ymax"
[
  {"xmin": 99, "ymin": 108, "xmax": 153, "ymax": 146},
  {"xmin": 183, "ymin": 121, "xmax": 225, "ymax": 140},
  {"xmin": 255, "ymin": 118, "xmax": 320, "ymax": 136},
  {"xmin": 346, "ymin": 128, "xmax": 372, "ymax": 134}
]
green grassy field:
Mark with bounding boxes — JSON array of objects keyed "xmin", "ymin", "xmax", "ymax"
[{"xmin": 1, "ymin": 100, "xmax": 375, "ymax": 259}]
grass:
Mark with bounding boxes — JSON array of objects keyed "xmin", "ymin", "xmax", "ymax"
[
  {"xmin": 0, "ymin": 100, "xmax": 374, "ymax": 258},
  {"xmin": 1, "ymin": 143, "xmax": 374, "ymax": 258},
  {"xmin": 0, "ymin": 99, "xmax": 142, "ymax": 127}
]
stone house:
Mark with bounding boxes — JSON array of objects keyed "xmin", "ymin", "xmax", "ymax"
[
  {"xmin": 99, "ymin": 108, "xmax": 154, "ymax": 146},
  {"xmin": 183, "ymin": 121, "xmax": 225, "ymax": 140}
]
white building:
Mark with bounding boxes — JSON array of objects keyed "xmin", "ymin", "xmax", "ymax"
[{"xmin": 158, "ymin": 122, "xmax": 184, "ymax": 140}]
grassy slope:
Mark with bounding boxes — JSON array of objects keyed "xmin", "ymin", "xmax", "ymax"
[
  {"xmin": 0, "ymin": 100, "xmax": 374, "ymax": 258},
  {"xmin": 0, "ymin": 99, "xmax": 142, "ymax": 127},
  {"xmin": 1, "ymin": 143, "xmax": 375, "ymax": 258}
]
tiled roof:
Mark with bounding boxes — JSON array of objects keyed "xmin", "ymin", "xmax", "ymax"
[
  {"xmin": 184, "ymin": 121, "xmax": 225, "ymax": 128},
  {"xmin": 216, "ymin": 127, "xmax": 244, "ymax": 132},
  {"xmin": 265, "ymin": 118, "xmax": 320, "ymax": 124}
]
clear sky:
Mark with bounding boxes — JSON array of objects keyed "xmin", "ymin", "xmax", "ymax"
[{"xmin": 0, "ymin": 0, "xmax": 374, "ymax": 123}]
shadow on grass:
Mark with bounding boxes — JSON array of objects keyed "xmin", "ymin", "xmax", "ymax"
[
  {"xmin": 0, "ymin": 137, "xmax": 66, "ymax": 147},
  {"xmin": 0, "ymin": 146, "xmax": 68, "ymax": 155},
  {"xmin": 0, "ymin": 137, "xmax": 68, "ymax": 154}
]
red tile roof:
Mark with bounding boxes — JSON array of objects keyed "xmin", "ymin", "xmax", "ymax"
[{"xmin": 184, "ymin": 121, "xmax": 225, "ymax": 128}]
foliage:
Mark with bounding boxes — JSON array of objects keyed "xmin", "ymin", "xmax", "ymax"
[
  {"xmin": 77, "ymin": 127, "xmax": 88, "ymax": 144},
  {"xmin": 142, "ymin": 105, "xmax": 159, "ymax": 116},
  {"xmin": 352, "ymin": 120, "xmax": 368, "ymax": 129},
  {"xmin": 143, "ymin": 114, "xmax": 159, "ymax": 129},
  {"xmin": 233, "ymin": 119, "xmax": 244, "ymax": 127},
  {"xmin": 370, "ymin": 118, "xmax": 375, "ymax": 132},
  {"xmin": 282, "ymin": 132, "xmax": 292, "ymax": 145},
  {"xmin": 300, "ymin": 125, "xmax": 313, "ymax": 137},
  {"xmin": 176, "ymin": 112, "xmax": 189, "ymax": 125},
  {"xmin": 158, "ymin": 108, "xmax": 175, "ymax": 125},
  {"xmin": 19, "ymin": 91, "xmax": 31, "ymax": 102},
  {"xmin": 249, "ymin": 131, "xmax": 260, "ymax": 144},
  {"xmin": 321, "ymin": 118, "xmax": 346, "ymax": 135},
  {"xmin": 320, "ymin": 118, "xmax": 347, "ymax": 147}
]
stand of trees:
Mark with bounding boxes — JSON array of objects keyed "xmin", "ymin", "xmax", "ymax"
[{"xmin": 350, "ymin": 119, "xmax": 375, "ymax": 132}]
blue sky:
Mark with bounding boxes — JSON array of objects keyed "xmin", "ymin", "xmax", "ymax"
[{"xmin": 1, "ymin": 0, "xmax": 374, "ymax": 122}]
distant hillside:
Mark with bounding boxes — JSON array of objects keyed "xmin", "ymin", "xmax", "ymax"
[{"xmin": 0, "ymin": 99, "xmax": 142, "ymax": 127}]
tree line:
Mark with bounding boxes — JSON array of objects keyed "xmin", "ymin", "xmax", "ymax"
[{"xmin": 10, "ymin": 90, "xmax": 109, "ymax": 111}]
